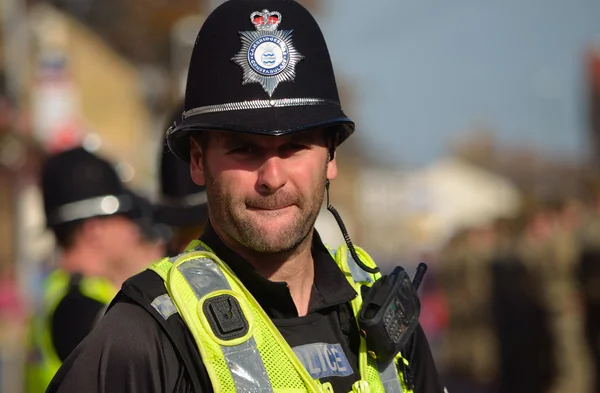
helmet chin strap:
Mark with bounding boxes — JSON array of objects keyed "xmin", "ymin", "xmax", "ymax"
[{"xmin": 325, "ymin": 179, "xmax": 379, "ymax": 274}]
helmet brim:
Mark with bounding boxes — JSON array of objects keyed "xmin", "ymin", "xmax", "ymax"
[{"xmin": 166, "ymin": 104, "xmax": 354, "ymax": 163}]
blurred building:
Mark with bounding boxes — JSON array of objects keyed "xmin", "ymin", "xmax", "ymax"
[
  {"xmin": 27, "ymin": 5, "xmax": 156, "ymax": 189},
  {"xmin": 354, "ymin": 156, "xmax": 521, "ymax": 267},
  {"xmin": 452, "ymin": 131, "xmax": 586, "ymax": 200},
  {"xmin": 0, "ymin": 5, "xmax": 171, "ymax": 390},
  {"xmin": 0, "ymin": 120, "xmax": 47, "ymax": 393}
]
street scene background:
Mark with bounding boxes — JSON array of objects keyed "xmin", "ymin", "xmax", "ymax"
[{"xmin": 1, "ymin": 1, "xmax": 600, "ymax": 392}]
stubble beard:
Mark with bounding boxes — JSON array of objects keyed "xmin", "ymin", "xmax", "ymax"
[{"xmin": 204, "ymin": 161, "xmax": 327, "ymax": 254}]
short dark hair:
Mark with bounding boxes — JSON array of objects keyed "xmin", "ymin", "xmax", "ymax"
[{"xmin": 190, "ymin": 132, "xmax": 209, "ymax": 151}]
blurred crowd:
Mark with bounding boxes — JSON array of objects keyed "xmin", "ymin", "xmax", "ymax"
[{"xmin": 426, "ymin": 181, "xmax": 600, "ymax": 393}]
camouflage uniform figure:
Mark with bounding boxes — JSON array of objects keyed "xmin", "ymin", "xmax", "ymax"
[
  {"xmin": 439, "ymin": 226, "xmax": 499, "ymax": 393},
  {"xmin": 577, "ymin": 209, "xmax": 600, "ymax": 393},
  {"xmin": 519, "ymin": 201, "xmax": 591, "ymax": 393}
]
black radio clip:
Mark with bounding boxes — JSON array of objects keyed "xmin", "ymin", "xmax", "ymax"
[{"xmin": 358, "ymin": 263, "xmax": 427, "ymax": 365}]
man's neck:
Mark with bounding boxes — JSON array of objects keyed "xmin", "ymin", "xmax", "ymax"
[{"xmin": 214, "ymin": 227, "xmax": 316, "ymax": 317}]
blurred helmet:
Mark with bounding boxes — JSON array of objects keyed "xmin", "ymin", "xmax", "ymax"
[
  {"xmin": 166, "ymin": 0, "xmax": 354, "ymax": 163},
  {"xmin": 41, "ymin": 147, "xmax": 148, "ymax": 229},
  {"xmin": 155, "ymin": 103, "xmax": 208, "ymax": 227}
]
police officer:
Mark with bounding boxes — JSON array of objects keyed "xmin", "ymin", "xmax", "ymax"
[
  {"xmin": 47, "ymin": 1, "xmax": 444, "ymax": 392},
  {"xmin": 154, "ymin": 104, "xmax": 208, "ymax": 255},
  {"xmin": 26, "ymin": 147, "xmax": 160, "ymax": 393}
]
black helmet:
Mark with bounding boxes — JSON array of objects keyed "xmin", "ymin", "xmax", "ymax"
[
  {"xmin": 41, "ymin": 147, "xmax": 149, "ymax": 228},
  {"xmin": 166, "ymin": 0, "xmax": 354, "ymax": 163},
  {"xmin": 154, "ymin": 104, "xmax": 208, "ymax": 227}
]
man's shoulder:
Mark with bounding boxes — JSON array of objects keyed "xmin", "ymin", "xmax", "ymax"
[
  {"xmin": 46, "ymin": 300, "xmax": 190, "ymax": 393},
  {"xmin": 56, "ymin": 299, "xmax": 173, "ymax": 369},
  {"xmin": 111, "ymin": 270, "xmax": 210, "ymax": 391},
  {"xmin": 80, "ymin": 297, "xmax": 182, "ymax": 369},
  {"xmin": 100, "ymin": 300, "xmax": 166, "ymax": 348},
  {"xmin": 118, "ymin": 269, "xmax": 170, "ymax": 304}
]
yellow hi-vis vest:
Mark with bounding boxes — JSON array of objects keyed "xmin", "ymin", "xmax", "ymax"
[
  {"xmin": 25, "ymin": 269, "xmax": 116, "ymax": 393},
  {"xmin": 149, "ymin": 240, "xmax": 415, "ymax": 393}
]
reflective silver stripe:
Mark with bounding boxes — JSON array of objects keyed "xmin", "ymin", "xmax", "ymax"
[
  {"xmin": 326, "ymin": 246, "xmax": 337, "ymax": 258},
  {"xmin": 178, "ymin": 258, "xmax": 231, "ymax": 296},
  {"xmin": 151, "ymin": 294, "xmax": 178, "ymax": 320},
  {"xmin": 192, "ymin": 243, "xmax": 210, "ymax": 252},
  {"xmin": 178, "ymin": 258, "xmax": 273, "ymax": 393},
  {"xmin": 48, "ymin": 194, "xmax": 133, "ymax": 225},
  {"xmin": 183, "ymin": 97, "xmax": 338, "ymax": 117},
  {"xmin": 167, "ymin": 242, "xmax": 208, "ymax": 264},
  {"xmin": 378, "ymin": 360, "xmax": 404, "ymax": 393},
  {"xmin": 347, "ymin": 251, "xmax": 374, "ymax": 284},
  {"xmin": 222, "ymin": 338, "xmax": 273, "ymax": 393}
]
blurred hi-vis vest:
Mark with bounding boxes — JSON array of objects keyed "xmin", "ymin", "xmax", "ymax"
[{"xmin": 26, "ymin": 269, "xmax": 116, "ymax": 393}]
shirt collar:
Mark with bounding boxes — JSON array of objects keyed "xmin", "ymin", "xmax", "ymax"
[{"xmin": 199, "ymin": 223, "xmax": 357, "ymax": 318}]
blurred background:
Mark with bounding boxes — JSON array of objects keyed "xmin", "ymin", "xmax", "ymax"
[{"xmin": 1, "ymin": 0, "xmax": 600, "ymax": 392}]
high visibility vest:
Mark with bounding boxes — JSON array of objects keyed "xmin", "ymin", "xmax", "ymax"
[
  {"xmin": 149, "ymin": 240, "xmax": 415, "ymax": 393},
  {"xmin": 25, "ymin": 269, "xmax": 116, "ymax": 393}
]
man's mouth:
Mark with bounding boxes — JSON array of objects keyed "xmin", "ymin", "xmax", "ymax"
[{"xmin": 247, "ymin": 204, "xmax": 293, "ymax": 211}]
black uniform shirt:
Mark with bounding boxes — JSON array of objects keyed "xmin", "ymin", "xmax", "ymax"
[
  {"xmin": 51, "ymin": 273, "xmax": 107, "ymax": 361},
  {"xmin": 47, "ymin": 225, "xmax": 444, "ymax": 393}
]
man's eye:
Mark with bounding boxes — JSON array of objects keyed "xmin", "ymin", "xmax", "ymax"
[{"xmin": 229, "ymin": 145, "xmax": 256, "ymax": 155}]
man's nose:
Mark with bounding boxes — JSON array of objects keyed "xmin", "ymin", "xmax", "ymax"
[{"xmin": 256, "ymin": 156, "xmax": 287, "ymax": 194}]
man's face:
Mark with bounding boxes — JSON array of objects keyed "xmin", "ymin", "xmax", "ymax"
[
  {"xmin": 95, "ymin": 215, "xmax": 144, "ymax": 260},
  {"xmin": 190, "ymin": 129, "xmax": 338, "ymax": 254},
  {"xmin": 87, "ymin": 215, "xmax": 165, "ymax": 284}
]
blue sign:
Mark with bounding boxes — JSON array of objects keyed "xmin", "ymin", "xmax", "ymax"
[{"xmin": 293, "ymin": 342, "xmax": 354, "ymax": 379}]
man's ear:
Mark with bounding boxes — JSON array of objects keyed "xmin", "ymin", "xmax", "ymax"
[
  {"xmin": 189, "ymin": 137, "xmax": 206, "ymax": 186},
  {"xmin": 326, "ymin": 149, "xmax": 338, "ymax": 181}
]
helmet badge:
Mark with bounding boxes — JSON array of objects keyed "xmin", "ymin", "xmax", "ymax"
[{"xmin": 232, "ymin": 10, "xmax": 304, "ymax": 97}]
